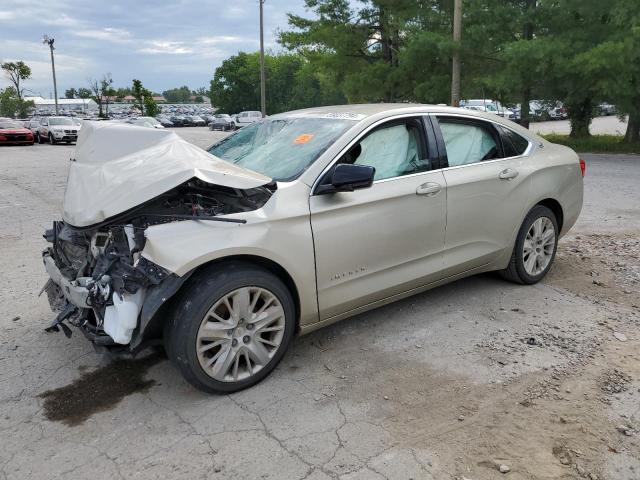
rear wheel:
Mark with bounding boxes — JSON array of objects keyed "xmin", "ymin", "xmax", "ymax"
[
  {"xmin": 500, "ymin": 205, "xmax": 558, "ymax": 284},
  {"xmin": 165, "ymin": 261, "xmax": 296, "ymax": 393}
]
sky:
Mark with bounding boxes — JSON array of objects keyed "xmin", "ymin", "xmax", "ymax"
[{"xmin": 0, "ymin": 0, "xmax": 310, "ymax": 97}]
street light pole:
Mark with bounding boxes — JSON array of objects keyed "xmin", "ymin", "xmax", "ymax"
[
  {"xmin": 43, "ymin": 35, "xmax": 59, "ymax": 115},
  {"xmin": 259, "ymin": 0, "xmax": 266, "ymax": 118},
  {"xmin": 450, "ymin": 0, "xmax": 462, "ymax": 107}
]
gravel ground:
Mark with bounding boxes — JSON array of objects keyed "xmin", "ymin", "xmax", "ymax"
[{"xmin": 0, "ymin": 127, "xmax": 639, "ymax": 480}]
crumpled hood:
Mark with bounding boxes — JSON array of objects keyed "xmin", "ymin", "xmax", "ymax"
[{"xmin": 62, "ymin": 121, "xmax": 271, "ymax": 227}]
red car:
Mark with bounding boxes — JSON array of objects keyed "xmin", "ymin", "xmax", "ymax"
[{"xmin": 0, "ymin": 119, "xmax": 35, "ymax": 145}]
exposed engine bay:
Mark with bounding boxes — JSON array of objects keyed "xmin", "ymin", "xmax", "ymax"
[{"xmin": 42, "ymin": 178, "xmax": 274, "ymax": 349}]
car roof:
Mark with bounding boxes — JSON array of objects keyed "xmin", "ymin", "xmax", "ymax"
[{"xmin": 269, "ymin": 103, "xmax": 512, "ymax": 123}]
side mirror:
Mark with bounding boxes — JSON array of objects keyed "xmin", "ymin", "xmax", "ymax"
[{"xmin": 316, "ymin": 164, "xmax": 375, "ymax": 195}]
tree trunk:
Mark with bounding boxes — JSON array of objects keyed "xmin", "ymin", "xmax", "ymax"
[
  {"xmin": 519, "ymin": 0, "xmax": 535, "ymax": 129},
  {"xmin": 568, "ymin": 98, "xmax": 592, "ymax": 138},
  {"xmin": 624, "ymin": 111, "xmax": 640, "ymax": 143},
  {"xmin": 520, "ymin": 87, "xmax": 531, "ymax": 129}
]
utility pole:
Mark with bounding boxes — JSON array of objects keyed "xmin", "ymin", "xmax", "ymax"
[
  {"xmin": 259, "ymin": 0, "xmax": 266, "ymax": 118},
  {"xmin": 42, "ymin": 35, "xmax": 59, "ymax": 115},
  {"xmin": 450, "ymin": 0, "xmax": 462, "ymax": 107}
]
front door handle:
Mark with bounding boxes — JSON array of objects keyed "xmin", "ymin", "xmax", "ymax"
[
  {"xmin": 498, "ymin": 168, "xmax": 519, "ymax": 180},
  {"xmin": 416, "ymin": 182, "xmax": 442, "ymax": 196}
]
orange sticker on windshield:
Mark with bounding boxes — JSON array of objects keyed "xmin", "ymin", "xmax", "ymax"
[{"xmin": 293, "ymin": 133, "xmax": 314, "ymax": 144}]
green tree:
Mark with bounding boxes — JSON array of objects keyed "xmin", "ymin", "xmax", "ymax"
[
  {"xmin": 65, "ymin": 88, "xmax": 77, "ymax": 99},
  {"xmin": 579, "ymin": 0, "xmax": 640, "ymax": 142},
  {"xmin": 77, "ymin": 87, "xmax": 92, "ymax": 99},
  {"xmin": 0, "ymin": 87, "xmax": 34, "ymax": 118},
  {"xmin": 143, "ymin": 93, "xmax": 159, "ymax": 116},
  {"xmin": 132, "ymin": 79, "xmax": 145, "ymax": 113},
  {"xmin": 162, "ymin": 86, "xmax": 191, "ymax": 103},
  {"xmin": 1, "ymin": 61, "xmax": 33, "ymax": 117},
  {"xmin": 280, "ymin": 0, "xmax": 421, "ymax": 103},
  {"xmin": 132, "ymin": 79, "xmax": 158, "ymax": 116},
  {"xmin": 1, "ymin": 61, "xmax": 31, "ymax": 100}
]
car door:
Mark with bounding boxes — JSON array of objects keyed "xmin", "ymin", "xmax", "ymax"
[
  {"xmin": 310, "ymin": 116, "xmax": 447, "ymax": 320},
  {"xmin": 432, "ymin": 115, "xmax": 534, "ymax": 276},
  {"xmin": 38, "ymin": 118, "xmax": 48, "ymax": 138}
]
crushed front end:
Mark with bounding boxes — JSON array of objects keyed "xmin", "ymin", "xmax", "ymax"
[{"xmin": 41, "ymin": 178, "xmax": 273, "ymax": 351}]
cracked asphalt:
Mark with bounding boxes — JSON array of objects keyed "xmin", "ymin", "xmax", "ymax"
[{"xmin": 1, "ymin": 127, "xmax": 639, "ymax": 479}]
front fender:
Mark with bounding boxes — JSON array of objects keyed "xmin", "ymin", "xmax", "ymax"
[{"xmin": 140, "ymin": 184, "xmax": 318, "ymax": 326}]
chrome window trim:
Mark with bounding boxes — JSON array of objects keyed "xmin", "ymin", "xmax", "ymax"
[{"xmin": 310, "ymin": 111, "xmax": 534, "ymax": 195}]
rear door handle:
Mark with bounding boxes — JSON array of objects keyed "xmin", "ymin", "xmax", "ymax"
[
  {"xmin": 498, "ymin": 168, "xmax": 519, "ymax": 180},
  {"xmin": 416, "ymin": 182, "xmax": 442, "ymax": 196}
]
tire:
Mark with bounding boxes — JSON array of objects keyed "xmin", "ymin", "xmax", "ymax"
[
  {"xmin": 48, "ymin": 133, "xmax": 56, "ymax": 145},
  {"xmin": 36, "ymin": 133, "xmax": 42, "ymax": 144},
  {"xmin": 500, "ymin": 205, "xmax": 559, "ymax": 285},
  {"xmin": 165, "ymin": 261, "xmax": 296, "ymax": 393}
]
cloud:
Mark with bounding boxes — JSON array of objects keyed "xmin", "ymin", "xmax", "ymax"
[
  {"xmin": 0, "ymin": 11, "xmax": 16, "ymax": 21},
  {"xmin": 73, "ymin": 27, "xmax": 132, "ymax": 43},
  {"xmin": 138, "ymin": 41, "xmax": 194, "ymax": 55},
  {"xmin": 0, "ymin": 0, "xmax": 310, "ymax": 93}
]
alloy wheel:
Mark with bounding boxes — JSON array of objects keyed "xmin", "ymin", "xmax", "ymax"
[
  {"xmin": 196, "ymin": 287, "xmax": 286, "ymax": 382},
  {"xmin": 522, "ymin": 216, "xmax": 556, "ymax": 276}
]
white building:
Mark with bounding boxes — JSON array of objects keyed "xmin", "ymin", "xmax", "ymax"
[{"xmin": 24, "ymin": 97, "xmax": 98, "ymax": 114}]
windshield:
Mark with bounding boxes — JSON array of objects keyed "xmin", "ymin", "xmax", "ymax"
[
  {"xmin": 208, "ymin": 117, "xmax": 355, "ymax": 181},
  {"xmin": 0, "ymin": 120, "xmax": 23, "ymax": 129},
  {"xmin": 139, "ymin": 117, "xmax": 159, "ymax": 124},
  {"xmin": 49, "ymin": 118, "xmax": 74, "ymax": 126}
]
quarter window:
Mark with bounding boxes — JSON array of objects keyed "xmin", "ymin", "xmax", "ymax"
[
  {"xmin": 342, "ymin": 118, "xmax": 430, "ymax": 181},
  {"xmin": 436, "ymin": 117, "xmax": 500, "ymax": 167},
  {"xmin": 498, "ymin": 126, "xmax": 530, "ymax": 157}
]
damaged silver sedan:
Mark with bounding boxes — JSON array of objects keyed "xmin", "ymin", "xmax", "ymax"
[{"xmin": 42, "ymin": 105, "xmax": 583, "ymax": 393}]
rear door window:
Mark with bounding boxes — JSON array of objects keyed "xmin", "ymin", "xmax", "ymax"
[{"xmin": 435, "ymin": 117, "xmax": 501, "ymax": 167}]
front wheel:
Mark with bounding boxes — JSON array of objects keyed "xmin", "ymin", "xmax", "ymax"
[
  {"xmin": 48, "ymin": 133, "xmax": 56, "ymax": 145},
  {"xmin": 165, "ymin": 261, "xmax": 296, "ymax": 393},
  {"xmin": 500, "ymin": 205, "xmax": 559, "ymax": 284}
]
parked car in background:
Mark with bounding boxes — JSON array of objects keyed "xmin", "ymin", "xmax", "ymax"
[
  {"xmin": 599, "ymin": 103, "xmax": 616, "ymax": 116},
  {"xmin": 25, "ymin": 118, "xmax": 41, "ymax": 136},
  {"xmin": 461, "ymin": 100, "xmax": 514, "ymax": 119},
  {"xmin": 0, "ymin": 119, "xmax": 34, "ymax": 145},
  {"xmin": 185, "ymin": 115, "xmax": 205, "ymax": 126},
  {"xmin": 512, "ymin": 101, "xmax": 567, "ymax": 122},
  {"xmin": 126, "ymin": 117, "xmax": 165, "ymax": 129},
  {"xmin": 36, "ymin": 116, "xmax": 80, "ymax": 144},
  {"xmin": 235, "ymin": 110, "xmax": 263, "ymax": 127},
  {"xmin": 169, "ymin": 115, "xmax": 186, "ymax": 127},
  {"xmin": 156, "ymin": 116, "xmax": 175, "ymax": 127},
  {"xmin": 209, "ymin": 114, "xmax": 236, "ymax": 131},
  {"xmin": 41, "ymin": 104, "xmax": 583, "ymax": 393}
]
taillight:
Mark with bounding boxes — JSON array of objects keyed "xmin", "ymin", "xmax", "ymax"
[{"xmin": 579, "ymin": 158, "xmax": 586, "ymax": 177}]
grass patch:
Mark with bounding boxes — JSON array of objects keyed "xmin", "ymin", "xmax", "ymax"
[{"xmin": 541, "ymin": 134, "xmax": 640, "ymax": 154}]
